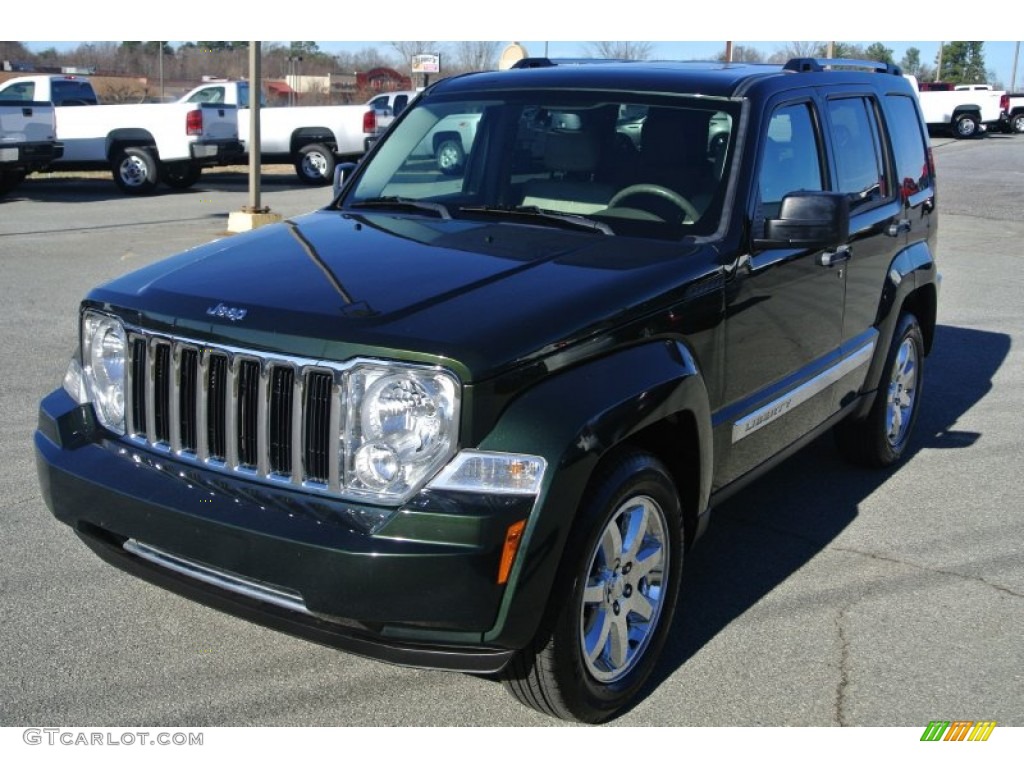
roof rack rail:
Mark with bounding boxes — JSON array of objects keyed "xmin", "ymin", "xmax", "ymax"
[
  {"xmin": 784, "ymin": 58, "xmax": 903, "ymax": 76},
  {"xmin": 510, "ymin": 57, "xmax": 628, "ymax": 69}
]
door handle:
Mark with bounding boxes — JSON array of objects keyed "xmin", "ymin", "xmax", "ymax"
[
  {"xmin": 817, "ymin": 246, "xmax": 851, "ymax": 267},
  {"xmin": 887, "ymin": 219, "xmax": 912, "ymax": 237}
]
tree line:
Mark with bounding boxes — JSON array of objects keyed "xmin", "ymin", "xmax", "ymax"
[{"xmin": 1, "ymin": 40, "xmax": 997, "ymax": 90}]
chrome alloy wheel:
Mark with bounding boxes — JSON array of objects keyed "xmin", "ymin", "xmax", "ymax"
[
  {"xmin": 301, "ymin": 151, "xmax": 329, "ymax": 179},
  {"xmin": 886, "ymin": 336, "xmax": 919, "ymax": 449},
  {"xmin": 579, "ymin": 494, "xmax": 669, "ymax": 683},
  {"xmin": 119, "ymin": 156, "xmax": 149, "ymax": 187}
]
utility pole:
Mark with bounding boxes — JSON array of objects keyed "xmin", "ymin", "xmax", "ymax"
[
  {"xmin": 228, "ymin": 41, "xmax": 282, "ymax": 233},
  {"xmin": 725, "ymin": 41, "xmax": 733, "ymax": 63},
  {"xmin": 936, "ymin": 42, "xmax": 944, "ymax": 82},
  {"xmin": 1012, "ymin": 41, "xmax": 1020, "ymax": 92},
  {"xmin": 248, "ymin": 41, "xmax": 262, "ymax": 214}
]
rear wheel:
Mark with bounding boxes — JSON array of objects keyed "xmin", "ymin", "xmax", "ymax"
[
  {"xmin": 1012, "ymin": 113, "xmax": 1024, "ymax": 134},
  {"xmin": 294, "ymin": 143, "xmax": 335, "ymax": 185},
  {"xmin": 112, "ymin": 147, "xmax": 160, "ymax": 194},
  {"xmin": 952, "ymin": 112, "xmax": 979, "ymax": 139},
  {"xmin": 502, "ymin": 450, "xmax": 683, "ymax": 723},
  {"xmin": 835, "ymin": 312, "xmax": 924, "ymax": 467}
]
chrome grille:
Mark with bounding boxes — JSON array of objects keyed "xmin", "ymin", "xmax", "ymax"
[{"xmin": 125, "ymin": 331, "xmax": 344, "ymax": 494}]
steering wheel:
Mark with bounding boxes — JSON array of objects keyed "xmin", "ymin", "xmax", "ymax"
[{"xmin": 608, "ymin": 184, "xmax": 699, "ymax": 223}]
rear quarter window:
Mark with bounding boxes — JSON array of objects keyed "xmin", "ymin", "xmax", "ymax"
[{"xmin": 883, "ymin": 94, "xmax": 933, "ymax": 199}]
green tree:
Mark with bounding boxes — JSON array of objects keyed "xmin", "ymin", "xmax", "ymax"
[
  {"xmin": 289, "ymin": 42, "xmax": 321, "ymax": 56},
  {"xmin": 938, "ymin": 42, "xmax": 988, "ymax": 84},
  {"xmin": 864, "ymin": 43, "xmax": 895, "ymax": 65},
  {"xmin": 816, "ymin": 42, "xmax": 865, "ymax": 59},
  {"xmin": 716, "ymin": 44, "xmax": 765, "ymax": 63},
  {"xmin": 900, "ymin": 46, "xmax": 935, "ymax": 82}
]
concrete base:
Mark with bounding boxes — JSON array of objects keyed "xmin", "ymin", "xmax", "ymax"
[{"xmin": 227, "ymin": 210, "xmax": 283, "ymax": 233}]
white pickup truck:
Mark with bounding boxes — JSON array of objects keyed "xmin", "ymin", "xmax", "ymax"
[
  {"xmin": 0, "ymin": 98, "xmax": 63, "ymax": 197},
  {"xmin": 0, "ymin": 75, "xmax": 242, "ymax": 194},
  {"xmin": 908, "ymin": 78, "xmax": 1005, "ymax": 138},
  {"xmin": 179, "ymin": 81, "xmax": 381, "ymax": 184}
]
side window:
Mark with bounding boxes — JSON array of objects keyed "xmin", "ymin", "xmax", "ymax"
[
  {"xmin": 883, "ymin": 94, "xmax": 933, "ymax": 201},
  {"xmin": 0, "ymin": 82, "xmax": 34, "ymax": 101},
  {"xmin": 394, "ymin": 95, "xmax": 408, "ymax": 115},
  {"xmin": 826, "ymin": 97, "xmax": 887, "ymax": 209},
  {"xmin": 369, "ymin": 95, "xmax": 388, "ymax": 110},
  {"xmin": 758, "ymin": 102, "xmax": 824, "ymax": 211}
]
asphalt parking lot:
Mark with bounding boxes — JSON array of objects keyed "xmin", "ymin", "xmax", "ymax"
[{"xmin": 1, "ymin": 135, "xmax": 1022, "ymax": 728}]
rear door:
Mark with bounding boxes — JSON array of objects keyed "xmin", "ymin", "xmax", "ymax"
[{"xmin": 820, "ymin": 89, "xmax": 903, "ymax": 406}]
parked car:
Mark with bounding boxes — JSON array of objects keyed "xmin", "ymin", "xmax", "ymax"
[
  {"xmin": 365, "ymin": 89, "xmax": 420, "ymax": 132},
  {"xmin": 36, "ymin": 56, "xmax": 939, "ymax": 723},
  {"xmin": 0, "ymin": 75, "xmax": 241, "ymax": 193},
  {"xmin": 179, "ymin": 81, "xmax": 382, "ymax": 184},
  {"xmin": 906, "ymin": 75, "xmax": 1004, "ymax": 138},
  {"xmin": 0, "ymin": 96, "xmax": 62, "ymax": 196},
  {"xmin": 998, "ymin": 92, "xmax": 1024, "ymax": 133}
]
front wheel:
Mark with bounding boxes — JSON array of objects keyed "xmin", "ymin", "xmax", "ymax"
[
  {"xmin": 0, "ymin": 169, "xmax": 28, "ymax": 197},
  {"xmin": 161, "ymin": 162, "xmax": 202, "ymax": 189},
  {"xmin": 294, "ymin": 143, "xmax": 336, "ymax": 185},
  {"xmin": 435, "ymin": 138, "xmax": 465, "ymax": 176},
  {"xmin": 502, "ymin": 450, "xmax": 683, "ymax": 723},
  {"xmin": 112, "ymin": 147, "xmax": 160, "ymax": 194},
  {"xmin": 835, "ymin": 312, "xmax": 924, "ymax": 467}
]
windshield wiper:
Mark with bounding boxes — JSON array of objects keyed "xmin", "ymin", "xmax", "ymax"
[
  {"xmin": 349, "ymin": 197, "xmax": 452, "ymax": 219},
  {"xmin": 458, "ymin": 205, "xmax": 614, "ymax": 235}
]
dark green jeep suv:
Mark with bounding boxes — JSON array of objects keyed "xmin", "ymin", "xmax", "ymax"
[{"xmin": 36, "ymin": 57, "xmax": 938, "ymax": 722}]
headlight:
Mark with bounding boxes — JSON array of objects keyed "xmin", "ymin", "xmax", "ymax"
[
  {"xmin": 345, "ymin": 364, "xmax": 460, "ymax": 501},
  {"xmin": 81, "ymin": 311, "xmax": 127, "ymax": 434}
]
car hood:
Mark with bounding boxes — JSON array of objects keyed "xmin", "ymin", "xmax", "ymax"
[{"xmin": 88, "ymin": 209, "xmax": 706, "ymax": 382}]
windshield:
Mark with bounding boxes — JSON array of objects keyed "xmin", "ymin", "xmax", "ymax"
[{"xmin": 342, "ymin": 90, "xmax": 738, "ymax": 240}]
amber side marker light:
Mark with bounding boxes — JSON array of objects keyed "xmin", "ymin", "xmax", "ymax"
[{"xmin": 498, "ymin": 520, "xmax": 527, "ymax": 585}]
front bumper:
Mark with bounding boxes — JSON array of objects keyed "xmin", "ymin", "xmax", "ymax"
[{"xmin": 35, "ymin": 388, "xmax": 533, "ymax": 673}]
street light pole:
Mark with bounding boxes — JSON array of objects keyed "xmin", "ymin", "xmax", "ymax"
[{"xmin": 248, "ymin": 41, "xmax": 262, "ymax": 214}]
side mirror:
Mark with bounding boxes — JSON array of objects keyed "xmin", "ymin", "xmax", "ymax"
[
  {"xmin": 332, "ymin": 162, "xmax": 357, "ymax": 199},
  {"xmin": 753, "ymin": 191, "xmax": 850, "ymax": 250}
]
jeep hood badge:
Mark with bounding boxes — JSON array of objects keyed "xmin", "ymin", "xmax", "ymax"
[{"xmin": 206, "ymin": 302, "xmax": 248, "ymax": 322}]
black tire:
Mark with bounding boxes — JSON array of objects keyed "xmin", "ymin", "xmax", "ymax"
[
  {"xmin": 162, "ymin": 162, "xmax": 202, "ymax": 189},
  {"xmin": 835, "ymin": 312, "xmax": 925, "ymax": 468},
  {"xmin": 1012, "ymin": 113, "xmax": 1024, "ymax": 134},
  {"xmin": 435, "ymin": 138, "xmax": 465, "ymax": 176},
  {"xmin": 111, "ymin": 147, "xmax": 160, "ymax": 194},
  {"xmin": 952, "ymin": 112, "xmax": 979, "ymax": 139},
  {"xmin": 502, "ymin": 450, "xmax": 684, "ymax": 723},
  {"xmin": 294, "ymin": 143, "xmax": 336, "ymax": 185},
  {"xmin": 0, "ymin": 169, "xmax": 28, "ymax": 197}
]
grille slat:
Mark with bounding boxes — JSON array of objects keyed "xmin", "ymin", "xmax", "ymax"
[
  {"xmin": 126, "ymin": 331, "xmax": 343, "ymax": 495},
  {"xmin": 269, "ymin": 366, "xmax": 294, "ymax": 475},
  {"xmin": 237, "ymin": 359, "xmax": 260, "ymax": 470},
  {"xmin": 207, "ymin": 353, "xmax": 228, "ymax": 462},
  {"xmin": 153, "ymin": 343, "xmax": 172, "ymax": 444},
  {"xmin": 304, "ymin": 372, "xmax": 333, "ymax": 484},
  {"xmin": 178, "ymin": 348, "xmax": 199, "ymax": 453}
]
